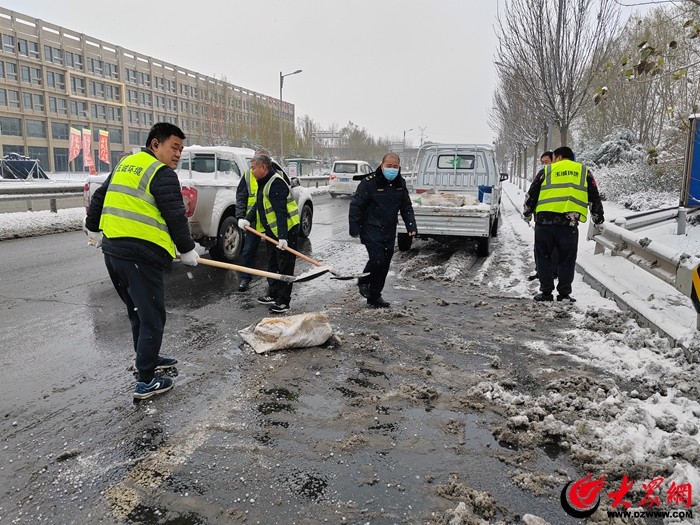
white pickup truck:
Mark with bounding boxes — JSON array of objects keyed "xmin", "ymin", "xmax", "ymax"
[
  {"xmin": 83, "ymin": 145, "xmax": 314, "ymax": 263},
  {"xmin": 397, "ymin": 143, "xmax": 508, "ymax": 257}
]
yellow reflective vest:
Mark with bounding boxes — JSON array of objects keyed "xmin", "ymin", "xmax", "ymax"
[
  {"xmin": 536, "ymin": 159, "xmax": 589, "ymax": 223},
  {"xmin": 243, "ymin": 169, "xmax": 258, "ymax": 213},
  {"xmin": 255, "ymin": 173, "xmax": 300, "ymax": 236},
  {"xmin": 99, "ymin": 151, "xmax": 177, "ymax": 257}
]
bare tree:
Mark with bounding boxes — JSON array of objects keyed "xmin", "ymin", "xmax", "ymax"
[{"xmin": 495, "ymin": 0, "xmax": 621, "ymax": 145}]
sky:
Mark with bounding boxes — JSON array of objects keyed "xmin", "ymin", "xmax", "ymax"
[
  {"xmin": 5, "ymin": 0, "xmax": 503, "ymax": 146},
  {"xmin": 3, "ymin": 174, "xmax": 700, "ymax": 515}
]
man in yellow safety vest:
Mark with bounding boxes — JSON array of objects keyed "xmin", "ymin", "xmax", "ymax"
[
  {"xmin": 523, "ymin": 146, "xmax": 605, "ymax": 303},
  {"xmin": 85, "ymin": 122, "xmax": 199, "ymax": 400}
]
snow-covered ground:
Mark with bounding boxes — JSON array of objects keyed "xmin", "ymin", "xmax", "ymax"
[{"xmin": 3, "ymin": 178, "xmax": 700, "ymax": 521}]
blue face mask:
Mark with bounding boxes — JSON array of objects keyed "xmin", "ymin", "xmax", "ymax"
[{"xmin": 383, "ymin": 167, "xmax": 399, "ymax": 181}]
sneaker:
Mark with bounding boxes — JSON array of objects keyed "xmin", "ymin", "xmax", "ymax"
[
  {"xmin": 238, "ymin": 280, "xmax": 250, "ymax": 291},
  {"xmin": 557, "ymin": 295, "xmax": 577, "ymax": 303},
  {"xmin": 257, "ymin": 295, "xmax": 276, "ymax": 305},
  {"xmin": 269, "ymin": 302, "xmax": 290, "ymax": 313},
  {"xmin": 358, "ymin": 283, "xmax": 369, "ymax": 298},
  {"xmin": 133, "ymin": 377, "xmax": 173, "ymax": 400},
  {"xmin": 533, "ymin": 292, "xmax": 554, "ymax": 302},
  {"xmin": 367, "ymin": 297, "xmax": 390, "ymax": 308},
  {"xmin": 133, "ymin": 356, "xmax": 178, "ymax": 371}
]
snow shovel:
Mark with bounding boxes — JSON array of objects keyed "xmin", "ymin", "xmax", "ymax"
[
  {"xmin": 192, "ymin": 257, "xmax": 329, "ymax": 283},
  {"xmin": 243, "ymin": 225, "xmax": 369, "ymax": 280}
]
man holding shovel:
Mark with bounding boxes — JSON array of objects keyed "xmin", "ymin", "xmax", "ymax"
[
  {"xmin": 349, "ymin": 152, "xmax": 417, "ymax": 308},
  {"xmin": 238, "ymin": 153, "xmax": 300, "ymax": 313}
]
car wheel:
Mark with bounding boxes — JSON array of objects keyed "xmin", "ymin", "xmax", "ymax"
[
  {"xmin": 299, "ymin": 203, "xmax": 313, "ymax": 238},
  {"xmin": 209, "ymin": 216, "xmax": 242, "ymax": 262},
  {"xmin": 397, "ymin": 233, "xmax": 413, "ymax": 252}
]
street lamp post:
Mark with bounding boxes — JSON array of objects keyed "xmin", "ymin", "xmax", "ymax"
[
  {"xmin": 402, "ymin": 128, "xmax": 413, "ymax": 153},
  {"xmin": 279, "ymin": 69, "xmax": 302, "ymax": 165}
]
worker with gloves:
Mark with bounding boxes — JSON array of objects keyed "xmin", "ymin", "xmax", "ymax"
[
  {"xmin": 523, "ymin": 146, "xmax": 605, "ymax": 303},
  {"xmin": 239, "ymin": 153, "xmax": 300, "ymax": 314},
  {"xmin": 84, "ymin": 122, "xmax": 199, "ymax": 400}
]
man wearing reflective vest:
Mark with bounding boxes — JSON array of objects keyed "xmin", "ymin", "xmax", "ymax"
[
  {"xmin": 235, "ymin": 149, "xmax": 281, "ymax": 292},
  {"xmin": 523, "ymin": 146, "xmax": 605, "ymax": 302},
  {"xmin": 239, "ymin": 153, "xmax": 300, "ymax": 313},
  {"xmin": 85, "ymin": 123, "xmax": 199, "ymax": 400}
]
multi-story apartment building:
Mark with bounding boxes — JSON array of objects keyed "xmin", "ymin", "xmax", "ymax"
[{"xmin": 0, "ymin": 7, "xmax": 294, "ymax": 172}]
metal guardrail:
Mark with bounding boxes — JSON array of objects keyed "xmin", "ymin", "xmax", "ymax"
[
  {"xmin": 0, "ymin": 182, "xmax": 84, "ymax": 212},
  {"xmin": 587, "ymin": 219, "xmax": 700, "ymax": 328}
]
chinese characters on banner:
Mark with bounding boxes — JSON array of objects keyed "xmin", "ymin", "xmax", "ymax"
[
  {"xmin": 98, "ymin": 130, "xmax": 110, "ymax": 165},
  {"xmin": 82, "ymin": 129, "xmax": 97, "ymax": 175},
  {"xmin": 68, "ymin": 127, "xmax": 81, "ymax": 162}
]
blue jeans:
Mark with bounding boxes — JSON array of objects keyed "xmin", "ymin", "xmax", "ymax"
[
  {"xmin": 104, "ymin": 254, "xmax": 165, "ymax": 383},
  {"xmin": 238, "ymin": 230, "xmax": 261, "ymax": 282}
]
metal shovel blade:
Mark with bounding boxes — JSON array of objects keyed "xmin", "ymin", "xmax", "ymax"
[
  {"xmin": 329, "ymin": 271, "xmax": 371, "ymax": 281},
  {"xmin": 293, "ymin": 266, "xmax": 331, "ymax": 283}
]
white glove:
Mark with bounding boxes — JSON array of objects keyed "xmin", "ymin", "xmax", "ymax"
[
  {"xmin": 180, "ymin": 249, "xmax": 198, "ymax": 266},
  {"xmin": 277, "ymin": 239, "xmax": 288, "ymax": 250},
  {"xmin": 193, "ymin": 242, "xmax": 206, "ymax": 256},
  {"xmin": 238, "ymin": 218, "xmax": 250, "ymax": 230},
  {"xmin": 87, "ymin": 230, "xmax": 103, "ymax": 248}
]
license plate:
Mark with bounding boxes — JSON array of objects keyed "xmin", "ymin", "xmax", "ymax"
[{"xmin": 339, "ymin": 177, "xmax": 349, "ymax": 182}]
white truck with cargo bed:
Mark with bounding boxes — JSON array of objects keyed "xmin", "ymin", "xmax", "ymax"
[{"xmin": 397, "ymin": 143, "xmax": 508, "ymax": 257}]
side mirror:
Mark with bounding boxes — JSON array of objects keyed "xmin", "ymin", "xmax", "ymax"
[
  {"xmin": 290, "ymin": 177, "xmax": 300, "ymax": 188},
  {"xmin": 499, "ymin": 173, "xmax": 509, "ymax": 182}
]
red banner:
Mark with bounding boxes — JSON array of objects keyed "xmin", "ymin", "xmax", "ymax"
[
  {"xmin": 68, "ymin": 127, "xmax": 81, "ymax": 162},
  {"xmin": 98, "ymin": 130, "xmax": 110, "ymax": 165},
  {"xmin": 82, "ymin": 129, "xmax": 95, "ymax": 169}
]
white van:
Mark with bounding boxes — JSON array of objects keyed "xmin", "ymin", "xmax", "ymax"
[{"xmin": 328, "ymin": 160, "xmax": 373, "ymax": 198}]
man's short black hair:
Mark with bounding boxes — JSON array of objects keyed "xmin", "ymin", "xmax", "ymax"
[
  {"xmin": 541, "ymin": 151, "xmax": 553, "ymax": 161},
  {"xmin": 382, "ymin": 152, "xmax": 401, "ymax": 164},
  {"xmin": 146, "ymin": 122, "xmax": 186, "ymax": 149},
  {"xmin": 553, "ymin": 146, "xmax": 575, "ymax": 161}
]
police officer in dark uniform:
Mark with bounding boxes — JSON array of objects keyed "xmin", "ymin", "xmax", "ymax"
[{"xmin": 349, "ymin": 152, "xmax": 417, "ymax": 308}]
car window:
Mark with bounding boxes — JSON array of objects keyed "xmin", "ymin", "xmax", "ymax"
[
  {"xmin": 437, "ymin": 154, "xmax": 475, "ymax": 170},
  {"xmin": 191, "ymin": 155, "xmax": 216, "ymax": 173},
  {"xmin": 334, "ymin": 163, "xmax": 358, "ymax": 174}
]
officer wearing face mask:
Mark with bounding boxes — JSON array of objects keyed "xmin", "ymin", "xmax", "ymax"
[{"xmin": 349, "ymin": 152, "xmax": 417, "ymax": 308}]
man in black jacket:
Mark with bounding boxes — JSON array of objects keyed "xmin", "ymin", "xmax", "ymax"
[
  {"xmin": 349, "ymin": 152, "xmax": 417, "ymax": 308},
  {"xmin": 523, "ymin": 146, "xmax": 605, "ymax": 303},
  {"xmin": 85, "ymin": 122, "xmax": 199, "ymax": 400}
]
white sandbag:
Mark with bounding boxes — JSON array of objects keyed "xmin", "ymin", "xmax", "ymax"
[
  {"xmin": 421, "ymin": 192, "xmax": 465, "ymax": 207},
  {"xmin": 238, "ymin": 311, "xmax": 333, "ymax": 354}
]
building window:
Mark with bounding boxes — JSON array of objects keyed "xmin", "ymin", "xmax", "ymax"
[
  {"xmin": 17, "ymin": 39, "xmax": 28, "ymax": 56},
  {"xmin": 3, "ymin": 35, "xmax": 15, "ymax": 53},
  {"xmin": 5, "ymin": 62, "xmax": 17, "ymax": 81},
  {"xmin": 0, "ymin": 116, "xmax": 22, "ymax": 136},
  {"xmin": 127, "ymin": 89, "xmax": 137, "ymax": 103},
  {"xmin": 23, "ymin": 92, "xmax": 32, "ymax": 109},
  {"xmin": 33, "ymin": 94, "xmax": 44, "ymax": 111},
  {"xmin": 109, "ymin": 127, "xmax": 123, "ymax": 143},
  {"xmin": 44, "ymin": 45, "xmax": 63, "ymax": 64},
  {"xmin": 70, "ymin": 100, "xmax": 87, "ymax": 117},
  {"xmin": 26, "ymin": 119, "xmax": 47, "ymax": 138},
  {"xmin": 28, "ymin": 41, "xmax": 39, "ymax": 59},
  {"xmin": 49, "ymin": 96, "xmax": 68, "ymax": 115},
  {"xmin": 128, "ymin": 129, "xmax": 140, "ymax": 145},
  {"xmin": 91, "ymin": 103, "xmax": 106, "ymax": 120},
  {"xmin": 0, "ymin": 88, "xmax": 5, "ymax": 106},
  {"xmin": 7, "ymin": 89, "xmax": 19, "ymax": 109},
  {"xmin": 64, "ymin": 51, "xmax": 82, "ymax": 70},
  {"xmin": 28, "ymin": 147, "xmax": 49, "ymax": 169},
  {"xmin": 52, "ymin": 121, "xmax": 69, "ymax": 140},
  {"xmin": 90, "ymin": 81, "xmax": 105, "ymax": 98},
  {"xmin": 46, "ymin": 70, "xmax": 66, "ymax": 90},
  {"xmin": 54, "ymin": 147, "xmax": 69, "ymax": 172},
  {"xmin": 70, "ymin": 76, "xmax": 86, "ymax": 95}
]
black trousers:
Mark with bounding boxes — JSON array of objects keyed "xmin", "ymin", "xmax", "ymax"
[
  {"xmin": 358, "ymin": 238, "xmax": 395, "ymax": 301},
  {"xmin": 267, "ymin": 226, "xmax": 299, "ymax": 305},
  {"xmin": 104, "ymin": 254, "xmax": 165, "ymax": 383},
  {"xmin": 534, "ymin": 224, "xmax": 578, "ymax": 296},
  {"xmin": 239, "ymin": 230, "xmax": 261, "ymax": 282}
]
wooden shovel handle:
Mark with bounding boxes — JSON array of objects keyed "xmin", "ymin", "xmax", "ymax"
[
  {"xmin": 244, "ymin": 225, "xmax": 324, "ymax": 269},
  {"xmin": 195, "ymin": 257, "xmax": 295, "ymax": 282}
]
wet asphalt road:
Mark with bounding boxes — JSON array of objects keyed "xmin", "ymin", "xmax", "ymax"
[{"xmin": 0, "ymin": 195, "xmax": 602, "ymax": 524}]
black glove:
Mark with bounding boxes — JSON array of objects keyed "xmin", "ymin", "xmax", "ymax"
[{"xmin": 593, "ymin": 214, "xmax": 604, "ymax": 225}]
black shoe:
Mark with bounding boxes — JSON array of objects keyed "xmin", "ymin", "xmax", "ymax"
[
  {"xmin": 257, "ymin": 295, "xmax": 276, "ymax": 305},
  {"xmin": 533, "ymin": 292, "xmax": 554, "ymax": 302},
  {"xmin": 527, "ymin": 273, "xmax": 539, "ymax": 281},
  {"xmin": 367, "ymin": 297, "xmax": 390, "ymax": 308},
  {"xmin": 358, "ymin": 283, "xmax": 369, "ymax": 298},
  {"xmin": 269, "ymin": 302, "xmax": 290, "ymax": 313},
  {"xmin": 238, "ymin": 280, "xmax": 250, "ymax": 291},
  {"xmin": 557, "ymin": 295, "xmax": 576, "ymax": 302},
  {"xmin": 133, "ymin": 377, "xmax": 173, "ymax": 400}
]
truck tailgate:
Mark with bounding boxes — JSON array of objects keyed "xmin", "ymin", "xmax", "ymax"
[{"xmin": 398, "ymin": 204, "xmax": 492, "ymax": 237}]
